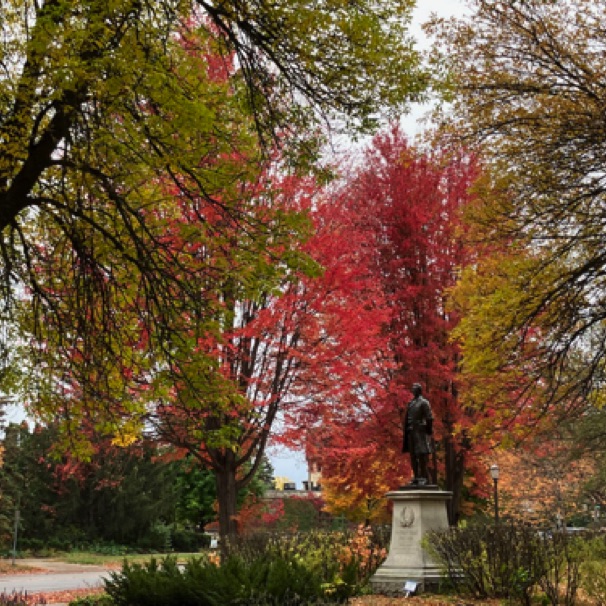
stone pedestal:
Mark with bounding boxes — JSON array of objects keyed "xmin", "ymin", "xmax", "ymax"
[{"xmin": 371, "ymin": 489, "xmax": 451, "ymax": 594}]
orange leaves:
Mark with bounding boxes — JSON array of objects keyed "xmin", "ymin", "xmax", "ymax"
[{"xmin": 490, "ymin": 444, "xmax": 596, "ymax": 525}]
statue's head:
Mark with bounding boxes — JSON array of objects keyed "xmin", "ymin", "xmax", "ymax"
[{"xmin": 412, "ymin": 383, "xmax": 422, "ymax": 396}]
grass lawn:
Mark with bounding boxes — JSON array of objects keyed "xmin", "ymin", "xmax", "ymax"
[{"xmin": 54, "ymin": 550, "xmax": 205, "ymax": 567}]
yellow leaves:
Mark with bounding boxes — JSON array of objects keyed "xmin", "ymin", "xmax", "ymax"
[
  {"xmin": 109, "ymin": 419, "xmax": 143, "ymax": 448},
  {"xmin": 321, "ymin": 458, "xmax": 393, "ymax": 525},
  {"xmin": 111, "ymin": 433, "xmax": 138, "ymax": 448}
]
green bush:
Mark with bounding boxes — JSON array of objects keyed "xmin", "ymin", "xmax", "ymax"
[
  {"xmin": 18, "ymin": 537, "xmax": 45, "ymax": 554},
  {"xmin": 105, "ymin": 554, "xmax": 337, "ymax": 606},
  {"xmin": 537, "ymin": 531, "xmax": 582, "ymax": 606},
  {"xmin": 581, "ymin": 560, "xmax": 606, "ymax": 606},
  {"xmin": 105, "ymin": 557, "xmax": 218, "ymax": 606},
  {"xmin": 224, "ymin": 528, "xmax": 385, "ymax": 598},
  {"xmin": 170, "ymin": 528, "xmax": 205, "ymax": 552},
  {"xmin": 105, "ymin": 529, "xmax": 385, "ymax": 605},
  {"xmin": 68, "ymin": 595, "xmax": 114, "ymax": 606},
  {"xmin": 136, "ymin": 523, "xmax": 172, "ymax": 552},
  {"xmin": 82, "ymin": 543, "xmax": 131, "ymax": 557},
  {"xmin": 579, "ymin": 535, "xmax": 606, "ymax": 606}
]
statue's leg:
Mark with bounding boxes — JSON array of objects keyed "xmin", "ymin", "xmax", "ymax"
[
  {"xmin": 410, "ymin": 452, "xmax": 419, "ymax": 480},
  {"xmin": 418, "ymin": 454, "xmax": 429, "ymax": 482}
]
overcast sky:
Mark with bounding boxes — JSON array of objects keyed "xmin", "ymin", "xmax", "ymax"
[{"xmin": 270, "ymin": 0, "xmax": 468, "ymax": 487}]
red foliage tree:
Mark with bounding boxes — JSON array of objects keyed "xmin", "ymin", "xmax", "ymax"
[
  {"xmin": 15, "ymin": 20, "xmax": 322, "ymax": 541},
  {"xmin": 296, "ymin": 125, "xmax": 486, "ymax": 523}
]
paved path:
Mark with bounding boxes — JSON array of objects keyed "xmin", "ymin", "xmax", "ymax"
[{"xmin": 0, "ymin": 559, "xmax": 112, "ymax": 595}]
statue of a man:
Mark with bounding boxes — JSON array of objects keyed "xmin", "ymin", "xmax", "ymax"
[{"xmin": 402, "ymin": 383, "xmax": 434, "ymax": 485}]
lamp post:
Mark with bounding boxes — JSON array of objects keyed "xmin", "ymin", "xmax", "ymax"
[{"xmin": 490, "ymin": 464, "xmax": 500, "ymax": 524}]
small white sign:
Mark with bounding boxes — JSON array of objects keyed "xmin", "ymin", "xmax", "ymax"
[
  {"xmin": 210, "ymin": 538, "xmax": 219, "ymax": 549},
  {"xmin": 403, "ymin": 580, "xmax": 419, "ymax": 596}
]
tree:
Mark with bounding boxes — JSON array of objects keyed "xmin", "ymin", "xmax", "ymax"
[
  {"xmin": 0, "ymin": 422, "xmax": 197, "ymax": 548},
  {"xmin": 0, "ymin": 0, "xmax": 425, "ymax": 367},
  {"xmin": 318, "ymin": 435, "xmax": 393, "ymax": 526},
  {"xmin": 17, "ymin": 152, "xmax": 319, "ymax": 539},
  {"xmin": 432, "ymin": 0, "xmax": 606, "ymax": 425},
  {"xmin": 1, "ymin": 0, "xmax": 426, "ymax": 539},
  {"xmin": 296, "ymin": 125, "xmax": 483, "ymax": 524},
  {"xmin": 493, "ymin": 442, "xmax": 596, "ymax": 527},
  {"xmin": 548, "ymin": 407, "xmax": 606, "ymax": 524}
]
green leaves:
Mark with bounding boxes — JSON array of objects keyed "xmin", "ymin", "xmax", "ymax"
[
  {"xmin": 198, "ymin": 0, "xmax": 425, "ymax": 136},
  {"xmin": 0, "ymin": 0, "xmax": 428, "ymax": 536}
]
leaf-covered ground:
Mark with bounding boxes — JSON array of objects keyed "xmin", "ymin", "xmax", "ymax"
[
  {"xmin": 352, "ymin": 597, "xmax": 497, "ymax": 606},
  {"xmin": 31, "ymin": 594, "xmax": 495, "ymax": 606},
  {"xmin": 28, "ymin": 587, "xmax": 104, "ymax": 605}
]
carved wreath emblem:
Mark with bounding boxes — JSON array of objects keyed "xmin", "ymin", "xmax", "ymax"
[{"xmin": 399, "ymin": 506, "xmax": 415, "ymax": 528}]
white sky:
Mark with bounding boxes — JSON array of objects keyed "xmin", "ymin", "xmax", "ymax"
[{"xmin": 271, "ymin": 0, "xmax": 468, "ymax": 487}]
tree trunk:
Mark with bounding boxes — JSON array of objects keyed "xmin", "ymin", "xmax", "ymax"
[
  {"xmin": 444, "ymin": 435, "xmax": 465, "ymax": 526},
  {"xmin": 215, "ymin": 451, "xmax": 239, "ymax": 543}
]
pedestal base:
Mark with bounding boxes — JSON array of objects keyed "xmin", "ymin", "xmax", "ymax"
[{"xmin": 371, "ymin": 489, "xmax": 451, "ymax": 594}]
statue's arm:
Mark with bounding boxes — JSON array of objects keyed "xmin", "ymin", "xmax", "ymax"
[{"xmin": 424, "ymin": 400, "xmax": 434, "ymax": 435}]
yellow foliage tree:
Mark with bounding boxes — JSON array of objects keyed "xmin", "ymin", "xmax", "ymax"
[
  {"xmin": 435, "ymin": 0, "xmax": 606, "ymax": 429},
  {"xmin": 321, "ymin": 452, "xmax": 394, "ymax": 526}
]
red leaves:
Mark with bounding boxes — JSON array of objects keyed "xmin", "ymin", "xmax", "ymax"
[{"xmin": 290, "ymin": 124, "xmax": 484, "ymax": 516}]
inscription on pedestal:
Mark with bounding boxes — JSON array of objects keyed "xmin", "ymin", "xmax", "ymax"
[{"xmin": 392, "ymin": 527, "xmax": 416, "ymax": 553}]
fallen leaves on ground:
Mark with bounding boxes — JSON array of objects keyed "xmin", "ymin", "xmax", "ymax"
[
  {"xmin": 0, "ymin": 562, "xmax": 45, "ymax": 575},
  {"xmin": 29, "ymin": 587, "xmax": 104, "ymax": 605},
  {"xmin": 351, "ymin": 596, "xmax": 499, "ymax": 606},
  {"xmin": 31, "ymin": 592, "xmax": 503, "ymax": 606}
]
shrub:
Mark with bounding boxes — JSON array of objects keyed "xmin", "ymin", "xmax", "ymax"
[
  {"xmin": 224, "ymin": 527, "xmax": 384, "ymax": 598},
  {"xmin": 426, "ymin": 523, "xmax": 545, "ymax": 605},
  {"xmin": 0, "ymin": 590, "xmax": 47, "ymax": 605},
  {"xmin": 581, "ymin": 560, "xmax": 606, "ymax": 606},
  {"xmin": 426, "ymin": 523, "xmax": 584, "ymax": 606},
  {"xmin": 579, "ymin": 535, "xmax": 606, "ymax": 606},
  {"xmin": 105, "ymin": 528, "xmax": 385, "ymax": 605},
  {"xmin": 104, "ymin": 557, "xmax": 220, "ymax": 606},
  {"xmin": 18, "ymin": 538, "xmax": 45, "ymax": 554},
  {"xmin": 68, "ymin": 595, "xmax": 114, "ymax": 606},
  {"xmin": 136, "ymin": 523, "xmax": 171, "ymax": 552},
  {"xmin": 537, "ymin": 531, "xmax": 582, "ymax": 606},
  {"xmin": 104, "ymin": 555, "xmax": 324, "ymax": 606},
  {"xmin": 170, "ymin": 528, "xmax": 206, "ymax": 552},
  {"xmin": 339, "ymin": 524, "xmax": 387, "ymax": 590}
]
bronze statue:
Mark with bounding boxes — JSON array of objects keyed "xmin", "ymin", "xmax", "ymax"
[{"xmin": 402, "ymin": 383, "xmax": 433, "ymax": 486}]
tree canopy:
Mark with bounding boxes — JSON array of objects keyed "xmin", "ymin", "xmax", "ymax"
[
  {"xmin": 0, "ymin": 0, "xmax": 425, "ymax": 385},
  {"xmin": 293, "ymin": 125, "xmax": 485, "ymax": 524},
  {"xmin": 0, "ymin": 0, "xmax": 427, "ymax": 538},
  {"xmin": 433, "ymin": 0, "xmax": 606, "ymax": 426}
]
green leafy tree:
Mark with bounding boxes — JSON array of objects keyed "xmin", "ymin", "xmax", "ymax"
[
  {"xmin": 0, "ymin": 0, "xmax": 425, "ymax": 539},
  {"xmin": 0, "ymin": 423, "xmax": 36, "ymax": 546},
  {"xmin": 433, "ymin": 0, "xmax": 606, "ymax": 429},
  {"xmin": 174, "ymin": 460, "xmax": 218, "ymax": 531},
  {"xmin": 0, "ymin": 423, "xmax": 206, "ymax": 548},
  {"xmin": 0, "ymin": 0, "xmax": 424, "ymax": 352}
]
